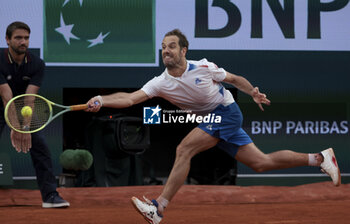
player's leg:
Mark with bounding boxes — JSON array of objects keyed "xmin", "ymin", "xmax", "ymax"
[
  {"xmin": 235, "ymin": 143, "xmax": 311, "ymax": 171},
  {"xmin": 159, "ymin": 127, "xmax": 220, "ymax": 203},
  {"xmin": 235, "ymin": 143, "xmax": 341, "ymax": 185},
  {"xmin": 131, "ymin": 127, "xmax": 219, "ymax": 223}
]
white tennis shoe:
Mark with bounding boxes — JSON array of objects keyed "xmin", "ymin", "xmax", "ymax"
[
  {"xmin": 320, "ymin": 148, "xmax": 341, "ymax": 186},
  {"xmin": 131, "ymin": 196, "xmax": 163, "ymax": 224}
]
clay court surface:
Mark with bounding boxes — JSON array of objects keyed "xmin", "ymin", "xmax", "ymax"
[{"xmin": 0, "ymin": 182, "xmax": 349, "ymax": 224}]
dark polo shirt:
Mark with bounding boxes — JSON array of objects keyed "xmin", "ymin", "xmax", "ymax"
[{"xmin": 0, "ymin": 49, "xmax": 44, "ymax": 111}]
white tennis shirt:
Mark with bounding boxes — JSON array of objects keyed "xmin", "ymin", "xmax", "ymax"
[{"xmin": 141, "ymin": 58, "xmax": 235, "ymax": 115}]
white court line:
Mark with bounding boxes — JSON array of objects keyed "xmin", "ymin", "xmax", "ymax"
[{"xmin": 13, "ymin": 176, "xmax": 37, "ymax": 180}]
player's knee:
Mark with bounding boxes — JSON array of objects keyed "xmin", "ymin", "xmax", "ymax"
[
  {"xmin": 251, "ymin": 164, "xmax": 266, "ymax": 173},
  {"xmin": 249, "ymin": 160, "xmax": 271, "ymax": 173},
  {"xmin": 175, "ymin": 144, "xmax": 192, "ymax": 160}
]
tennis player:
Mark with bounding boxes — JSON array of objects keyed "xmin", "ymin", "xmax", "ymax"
[
  {"xmin": 86, "ymin": 29, "xmax": 341, "ymax": 224},
  {"xmin": 0, "ymin": 21, "xmax": 69, "ymax": 208}
]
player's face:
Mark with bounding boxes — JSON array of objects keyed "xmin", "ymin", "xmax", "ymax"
[
  {"xmin": 162, "ymin": 35, "xmax": 185, "ymax": 69},
  {"xmin": 6, "ymin": 29, "xmax": 29, "ymax": 55}
]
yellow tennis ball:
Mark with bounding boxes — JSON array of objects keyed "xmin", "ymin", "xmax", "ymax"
[{"xmin": 21, "ymin": 106, "xmax": 33, "ymax": 117}]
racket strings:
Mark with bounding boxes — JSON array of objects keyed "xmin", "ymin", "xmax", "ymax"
[{"xmin": 7, "ymin": 96, "xmax": 51, "ymax": 131}]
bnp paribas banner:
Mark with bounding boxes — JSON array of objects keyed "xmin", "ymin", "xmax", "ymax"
[{"xmin": 43, "ymin": 0, "xmax": 155, "ymax": 65}]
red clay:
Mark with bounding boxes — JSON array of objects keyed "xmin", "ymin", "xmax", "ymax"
[{"xmin": 0, "ymin": 182, "xmax": 349, "ymax": 224}]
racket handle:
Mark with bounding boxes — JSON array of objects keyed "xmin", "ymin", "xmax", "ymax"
[{"xmin": 70, "ymin": 104, "xmax": 89, "ymax": 111}]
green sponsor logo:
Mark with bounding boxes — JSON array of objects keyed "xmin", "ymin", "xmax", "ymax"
[{"xmin": 44, "ymin": 0, "xmax": 155, "ymax": 64}]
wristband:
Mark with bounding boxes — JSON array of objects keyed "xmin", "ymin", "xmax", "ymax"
[
  {"xmin": 22, "ymin": 125, "xmax": 30, "ymax": 131},
  {"xmin": 96, "ymin": 95, "xmax": 103, "ymax": 106}
]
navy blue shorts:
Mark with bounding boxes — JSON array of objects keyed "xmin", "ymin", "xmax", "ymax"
[{"xmin": 198, "ymin": 103, "xmax": 252, "ymax": 157}]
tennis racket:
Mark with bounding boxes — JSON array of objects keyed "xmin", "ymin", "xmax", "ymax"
[{"xmin": 4, "ymin": 93, "xmax": 89, "ymax": 133}]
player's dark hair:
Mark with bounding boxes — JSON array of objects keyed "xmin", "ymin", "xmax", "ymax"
[
  {"xmin": 164, "ymin": 29, "xmax": 189, "ymax": 50},
  {"xmin": 6, "ymin": 21, "xmax": 31, "ymax": 39}
]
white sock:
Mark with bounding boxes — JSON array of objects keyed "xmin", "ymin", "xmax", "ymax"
[{"xmin": 308, "ymin": 153, "xmax": 319, "ymax": 166}]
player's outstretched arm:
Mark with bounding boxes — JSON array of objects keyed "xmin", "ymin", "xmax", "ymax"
[
  {"xmin": 86, "ymin": 89, "xmax": 150, "ymax": 112},
  {"xmin": 223, "ymin": 72, "xmax": 271, "ymax": 111}
]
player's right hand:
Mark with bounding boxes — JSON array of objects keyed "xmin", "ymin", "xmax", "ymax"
[{"xmin": 86, "ymin": 95, "xmax": 103, "ymax": 112}]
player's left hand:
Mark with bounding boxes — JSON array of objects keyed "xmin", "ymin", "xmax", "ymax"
[{"xmin": 252, "ymin": 87, "xmax": 271, "ymax": 111}]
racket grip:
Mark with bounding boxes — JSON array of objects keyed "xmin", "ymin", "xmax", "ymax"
[{"xmin": 70, "ymin": 104, "xmax": 89, "ymax": 111}]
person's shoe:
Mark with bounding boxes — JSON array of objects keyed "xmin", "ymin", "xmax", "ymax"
[
  {"xmin": 320, "ymin": 148, "xmax": 341, "ymax": 186},
  {"xmin": 131, "ymin": 196, "xmax": 163, "ymax": 224},
  {"xmin": 42, "ymin": 193, "xmax": 70, "ymax": 208}
]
